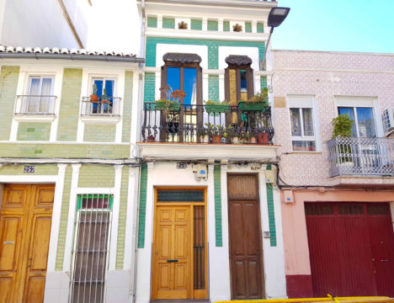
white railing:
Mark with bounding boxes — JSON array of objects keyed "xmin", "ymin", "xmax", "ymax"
[
  {"xmin": 80, "ymin": 97, "xmax": 122, "ymax": 116},
  {"xmin": 15, "ymin": 95, "xmax": 57, "ymax": 115},
  {"xmin": 327, "ymin": 137, "xmax": 394, "ymax": 177}
]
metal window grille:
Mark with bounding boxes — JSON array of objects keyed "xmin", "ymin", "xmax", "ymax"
[{"xmin": 69, "ymin": 194, "xmax": 113, "ymax": 303}]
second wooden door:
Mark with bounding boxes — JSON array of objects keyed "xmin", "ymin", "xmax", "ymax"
[{"xmin": 228, "ymin": 174, "xmax": 264, "ymax": 299}]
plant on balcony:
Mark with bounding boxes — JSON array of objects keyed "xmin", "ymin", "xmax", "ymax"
[
  {"xmin": 227, "ymin": 124, "xmax": 239, "ymax": 144},
  {"xmin": 101, "ymin": 88, "xmax": 110, "ymax": 104},
  {"xmin": 332, "ymin": 114, "xmax": 354, "ymax": 163},
  {"xmin": 90, "ymin": 83, "xmax": 98, "ymax": 102},
  {"xmin": 238, "ymin": 88, "xmax": 269, "ymax": 112},
  {"xmin": 198, "ymin": 128, "xmax": 209, "ymax": 143},
  {"xmin": 154, "ymin": 98, "xmax": 181, "ymax": 112},
  {"xmin": 205, "ymin": 122, "xmax": 222, "ymax": 143},
  {"xmin": 257, "ymin": 131, "xmax": 269, "ymax": 144},
  {"xmin": 178, "ymin": 21, "xmax": 188, "ymax": 29},
  {"xmin": 204, "ymin": 100, "xmax": 231, "ymax": 113},
  {"xmin": 233, "ymin": 23, "xmax": 243, "ymax": 32}
]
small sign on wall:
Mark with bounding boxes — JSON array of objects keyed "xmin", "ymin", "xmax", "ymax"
[{"xmin": 24, "ymin": 166, "xmax": 35, "ymax": 173}]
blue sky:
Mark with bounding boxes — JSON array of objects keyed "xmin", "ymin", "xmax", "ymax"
[{"xmin": 272, "ymin": 0, "xmax": 394, "ymax": 53}]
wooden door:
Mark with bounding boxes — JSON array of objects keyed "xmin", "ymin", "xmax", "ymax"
[
  {"xmin": 0, "ymin": 184, "xmax": 54, "ymax": 303},
  {"xmin": 152, "ymin": 205, "xmax": 192, "ymax": 299},
  {"xmin": 228, "ymin": 174, "xmax": 264, "ymax": 299}
]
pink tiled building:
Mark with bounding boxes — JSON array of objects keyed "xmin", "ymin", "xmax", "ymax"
[{"xmin": 272, "ymin": 50, "xmax": 394, "ymax": 298}]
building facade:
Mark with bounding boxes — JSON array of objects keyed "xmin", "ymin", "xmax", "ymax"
[
  {"xmin": 134, "ymin": 0, "xmax": 286, "ymax": 302},
  {"xmin": 272, "ymin": 50, "xmax": 394, "ymax": 298},
  {"xmin": 0, "ymin": 0, "xmax": 91, "ymax": 48},
  {"xmin": 0, "ymin": 47, "xmax": 143, "ymax": 303}
]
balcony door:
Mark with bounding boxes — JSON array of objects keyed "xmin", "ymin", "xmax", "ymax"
[
  {"xmin": 160, "ymin": 53, "xmax": 203, "ymax": 142},
  {"xmin": 338, "ymin": 107, "xmax": 376, "ymax": 138}
]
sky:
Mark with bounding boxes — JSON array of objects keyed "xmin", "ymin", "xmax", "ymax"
[
  {"xmin": 87, "ymin": 0, "xmax": 394, "ymax": 54},
  {"xmin": 272, "ymin": 0, "xmax": 394, "ymax": 53}
]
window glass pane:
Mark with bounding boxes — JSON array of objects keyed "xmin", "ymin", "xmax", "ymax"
[
  {"xmin": 183, "ymin": 67, "xmax": 197, "ymax": 105},
  {"xmin": 166, "ymin": 67, "xmax": 180, "ymax": 95},
  {"xmin": 94, "ymin": 80, "xmax": 104, "ymax": 96},
  {"xmin": 356, "ymin": 107, "xmax": 375, "ymax": 137},
  {"xmin": 240, "ymin": 70, "xmax": 247, "ymax": 91},
  {"xmin": 29, "ymin": 78, "xmax": 41, "ymax": 95},
  {"xmin": 290, "ymin": 108, "xmax": 302, "ymax": 136},
  {"xmin": 41, "ymin": 78, "xmax": 53, "ymax": 95},
  {"xmin": 157, "ymin": 190, "xmax": 204, "ymax": 202},
  {"xmin": 292, "ymin": 140, "xmax": 316, "ymax": 151},
  {"xmin": 105, "ymin": 80, "xmax": 114, "ymax": 97},
  {"xmin": 302, "ymin": 108, "xmax": 314, "ymax": 136},
  {"xmin": 338, "ymin": 107, "xmax": 356, "ymax": 137}
]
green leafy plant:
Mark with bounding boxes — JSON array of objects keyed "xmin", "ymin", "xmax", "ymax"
[
  {"xmin": 332, "ymin": 114, "xmax": 354, "ymax": 163},
  {"xmin": 332, "ymin": 114, "xmax": 353, "ymax": 138},
  {"xmin": 205, "ymin": 100, "xmax": 231, "ymax": 113},
  {"xmin": 239, "ymin": 88, "xmax": 269, "ymax": 111}
]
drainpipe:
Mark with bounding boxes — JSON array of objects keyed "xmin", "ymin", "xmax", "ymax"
[{"xmin": 131, "ymin": 1, "xmax": 146, "ymax": 302}]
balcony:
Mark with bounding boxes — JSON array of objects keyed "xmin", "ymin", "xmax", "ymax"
[
  {"xmin": 80, "ymin": 97, "xmax": 122, "ymax": 122},
  {"xmin": 327, "ymin": 137, "xmax": 394, "ymax": 180},
  {"xmin": 139, "ymin": 102, "xmax": 277, "ymax": 162},
  {"xmin": 14, "ymin": 95, "xmax": 57, "ymax": 118}
]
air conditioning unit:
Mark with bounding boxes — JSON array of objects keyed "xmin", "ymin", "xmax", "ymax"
[{"xmin": 382, "ymin": 108, "xmax": 394, "ymax": 136}]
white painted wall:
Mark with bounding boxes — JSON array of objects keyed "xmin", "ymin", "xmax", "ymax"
[{"xmin": 0, "ymin": 0, "xmax": 90, "ymax": 48}]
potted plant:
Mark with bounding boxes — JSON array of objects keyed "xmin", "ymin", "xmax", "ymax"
[
  {"xmin": 249, "ymin": 131, "xmax": 257, "ymax": 144},
  {"xmin": 205, "ymin": 122, "xmax": 221, "ymax": 143},
  {"xmin": 198, "ymin": 128, "xmax": 209, "ymax": 143},
  {"xmin": 154, "ymin": 98, "xmax": 181, "ymax": 112},
  {"xmin": 257, "ymin": 131, "xmax": 270, "ymax": 144},
  {"xmin": 332, "ymin": 114, "xmax": 353, "ymax": 164},
  {"xmin": 204, "ymin": 100, "xmax": 231, "ymax": 113},
  {"xmin": 238, "ymin": 88, "xmax": 269, "ymax": 112},
  {"xmin": 101, "ymin": 88, "xmax": 111, "ymax": 104},
  {"xmin": 90, "ymin": 83, "xmax": 98, "ymax": 102}
]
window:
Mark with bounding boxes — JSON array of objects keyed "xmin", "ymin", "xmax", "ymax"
[
  {"xmin": 338, "ymin": 107, "xmax": 376, "ymax": 137},
  {"xmin": 288, "ymin": 96, "xmax": 317, "ymax": 151},
  {"xmin": 161, "ymin": 53, "xmax": 201, "ymax": 105},
  {"xmin": 70, "ymin": 194, "xmax": 112, "ymax": 303},
  {"xmin": 20, "ymin": 76, "xmax": 55, "ymax": 114},
  {"xmin": 224, "ymin": 55, "xmax": 254, "ymax": 104},
  {"xmin": 82, "ymin": 77, "xmax": 121, "ymax": 116}
]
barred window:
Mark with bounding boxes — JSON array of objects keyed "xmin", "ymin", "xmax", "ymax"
[{"xmin": 70, "ymin": 194, "xmax": 113, "ymax": 303}]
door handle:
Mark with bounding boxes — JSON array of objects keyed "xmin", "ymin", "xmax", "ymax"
[
  {"xmin": 380, "ymin": 259, "xmax": 389, "ymax": 262},
  {"xmin": 167, "ymin": 259, "xmax": 178, "ymax": 263}
]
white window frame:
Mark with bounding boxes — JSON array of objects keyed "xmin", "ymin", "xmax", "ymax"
[
  {"xmin": 89, "ymin": 76, "xmax": 117, "ymax": 97},
  {"xmin": 335, "ymin": 96, "xmax": 382, "ymax": 138},
  {"xmin": 287, "ymin": 95, "xmax": 320, "ymax": 152}
]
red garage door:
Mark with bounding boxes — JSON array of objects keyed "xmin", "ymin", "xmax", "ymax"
[{"xmin": 305, "ymin": 202, "xmax": 394, "ymax": 297}]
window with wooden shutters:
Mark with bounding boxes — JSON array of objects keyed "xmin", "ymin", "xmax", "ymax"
[{"xmin": 70, "ymin": 194, "xmax": 113, "ymax": 303}]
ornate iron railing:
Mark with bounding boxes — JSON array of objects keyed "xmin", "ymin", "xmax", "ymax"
[
  {"xmin": 141, "ymin": 103, "xmax": 274, "ymax": 144},
  {"xmin": 327, "ymin": 137, "xmax": 394, "ymax": 177},
  {"xmin": 81, "ymin": 97, "xmax": 122, "ymax": 116},
  {"xmin": 15, "ymin": 95, "xmax": 57, "ymax": 115}
]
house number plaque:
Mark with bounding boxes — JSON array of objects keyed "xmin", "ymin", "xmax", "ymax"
[{"xmin": 24, "ymin": 166, "xmax": 35, "ymax": 173}]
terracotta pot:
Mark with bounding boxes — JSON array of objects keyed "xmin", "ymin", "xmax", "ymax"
[
  {"xmin": 211, "ymin": 135, "xmax": 221, "ymax": 144},
  {"xmin": 257, "ymin": 132, "xmax": 269, "ymax": 144},
  {"xmin": 90, "ymin": 94, "xmax": 98, "ymax": 102},
  {"xmin": 250, "ymin": 137, "xmax": 257, "ymax": 144},
  {"xmin": 232, "ymin": 137, "xmax": 239, "ymax": 144}
]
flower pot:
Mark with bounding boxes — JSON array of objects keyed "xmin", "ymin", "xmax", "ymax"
[
  {"xmin": 257, "ymin": 132, "xmax": 269, "ymax": 144},
  {"xmin": 250, "ymin": 137, "xmax": 257, "ymax": 144},
  {"xmin": 205, "ymin": 104, "xmax": 231, "ymax": 113},
  {"xmin": 232, "ymin": 137, "xmax": 239, "ymax": 144},
  {"xmin": 238, "ymin": 101, "xmax": 267, "ymax": 112},
  {"xmin": 211, "ymin": 135, "xmax": 221, "ymax": 144},
  {"xmin": 200, "ymin": 135, "xmax": 209, "ymax": 143},
  {"xmin": 155, "ymin": 102, "xmax": 180, "ymax": 112},
  {"xmin": 90, "ymin": 95, "xmax": 98, "ymax": 102}
]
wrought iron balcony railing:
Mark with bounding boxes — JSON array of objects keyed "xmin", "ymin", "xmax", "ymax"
[
  {"xmin": 15, "ymin": 95, "xmax": 57, "ymax": 115},
  {"xmin": 81, "ymin": 97, "xmax": 122, "ymax": 116},
  {"xmin": 327, "ymin": 137, "xmax": 394, "ymax": 177},
  {"xmin": 141, "ymin": 103, "xmax": 274, "ymax": 144}
]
